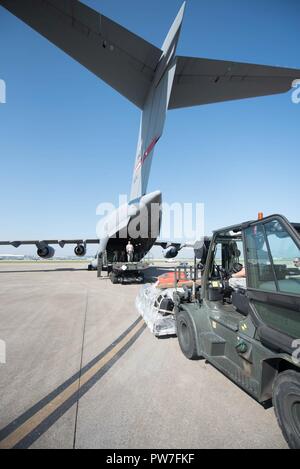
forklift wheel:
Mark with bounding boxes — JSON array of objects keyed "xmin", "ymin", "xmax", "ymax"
[
  {"xmin": 176, "ymin": 310, "xmax": 200, "ymax": 360},
  {"xmin": 273, "ymin": 370, "xmax": 300, "ymax": 449}
]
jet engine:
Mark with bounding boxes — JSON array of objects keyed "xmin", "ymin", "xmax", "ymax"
[
  {"xmin": 37, "ymin": 245, "xmax": 55, "ymax": 259},
  {"xmin": 74, "ymin": 244, "xmax": 86, "ymax": 257},
  {"xmin": 163, "ymin": 246, "xmax": 179, "ymax": 259}
]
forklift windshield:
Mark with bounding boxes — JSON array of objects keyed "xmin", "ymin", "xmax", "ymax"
[
  {"xmin": 205, "ymin": 215, "xmax": 300, "ymax": 327},
  {"xmin": 244, "ymin": 216, "xmax": 300, "ymax": 339},
  {"xmin": 245, "ymin": 219, "xmax": 300, "ymax": 295}
]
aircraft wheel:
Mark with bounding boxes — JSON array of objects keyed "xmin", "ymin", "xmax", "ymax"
[
  {"xmin": 137, "ymin": 273, "xmax": 144, "ymax": 283},
  {"xmin": 176, "ymin": 310, "xmax": 200, "ymax": 360},
  {"xmin": 273, "ymin": 370, "xmax": 300, "ymax": 449},
  {"xmin": 109, "ymin": 272, "xmax": 119, "ymax": 284}
]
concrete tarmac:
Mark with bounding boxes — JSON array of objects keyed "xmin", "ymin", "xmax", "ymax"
[{"xmin": 0, "ymin": 262, "xmax": 287, "ymax": 449}]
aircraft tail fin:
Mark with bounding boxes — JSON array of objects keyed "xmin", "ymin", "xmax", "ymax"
[{"xmin": 130, "ymin": 3, "xmax": 186, "ymax": 200}]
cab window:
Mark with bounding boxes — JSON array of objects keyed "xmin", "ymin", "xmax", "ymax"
[
  {"xmin": 265, "ymin": 220, "xmax": 300, "ymax": 295},
  {"xmin": 245, "ymin": 220, "xmax": 300, "ymax": 295},
  {"xmin": 244, "ymin": 224, "xmax": 277, "ymax": 291}
]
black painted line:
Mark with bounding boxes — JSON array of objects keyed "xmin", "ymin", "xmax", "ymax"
[
  {"xmin": 0, "ymin": 316, "xmax": 144, "ymax": 444},
  {"xmin": 14, "ymin": 323, "xmax": 146, "ymax": 449}
]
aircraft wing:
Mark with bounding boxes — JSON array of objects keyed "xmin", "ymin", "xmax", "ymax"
[
  {"xmin": 169, "ymin": 56, "xmax": 300, "ymax": 109},
  {"xmin": 0, "ymin": 0, "xmax": 162, "ymax": 109},
  {"xmin": 0, "ymin": 239, "xmax": 99, "ymax": 248}
]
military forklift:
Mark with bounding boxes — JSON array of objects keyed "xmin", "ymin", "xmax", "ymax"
[{"xmin": 174, "ymin": 214, "xmax": 300, "ymax": 448}]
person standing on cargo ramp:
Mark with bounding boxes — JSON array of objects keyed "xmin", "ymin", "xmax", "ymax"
[{"xmin": 126, "ymin": 241, "xmax": 134, "ymax": 262}]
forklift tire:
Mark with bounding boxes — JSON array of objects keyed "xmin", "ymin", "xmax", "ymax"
[
  {"xmin": 273, "ymin": 370, "xmax": 300, "ymax": 449},
  {"xmin": 176, "ymin": 310, "xmax": 200, "ymax": 360}
]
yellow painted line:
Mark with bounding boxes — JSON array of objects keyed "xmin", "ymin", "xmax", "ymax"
[{"xmin": 0, "ymin": 320, "xmax": 145, "ymax": 449}]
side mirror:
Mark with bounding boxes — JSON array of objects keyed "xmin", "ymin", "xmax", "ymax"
[
  {"xmin": 232, "ymin": 262, "xmax": 243, "ymax": 274},
  {"xmin": 194, "ymin": 240, "xmax": 206, "ymax": 260}
]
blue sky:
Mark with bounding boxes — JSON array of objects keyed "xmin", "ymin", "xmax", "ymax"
[{"xmin": 0, "ymin": 0, "xmax": 299, "ymax": 256}]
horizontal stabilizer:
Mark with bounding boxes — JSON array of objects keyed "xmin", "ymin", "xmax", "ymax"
[
  {"xmin": 169, "ymin": 56, "xmax": 300, "ymax": 109},
  {"xmin": 0, "ymin": 0, "xmax": 162, "ymax": 108}
]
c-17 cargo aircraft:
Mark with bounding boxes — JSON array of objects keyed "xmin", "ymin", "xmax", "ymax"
[{"xmin": 0, "ymin": 0, "xmax": 299, "ymax": 264}]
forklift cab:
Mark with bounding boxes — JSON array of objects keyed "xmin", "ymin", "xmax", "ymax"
[{"xmin": 202, "ymin": 214, "xmax": 300, "ymax": 352}]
